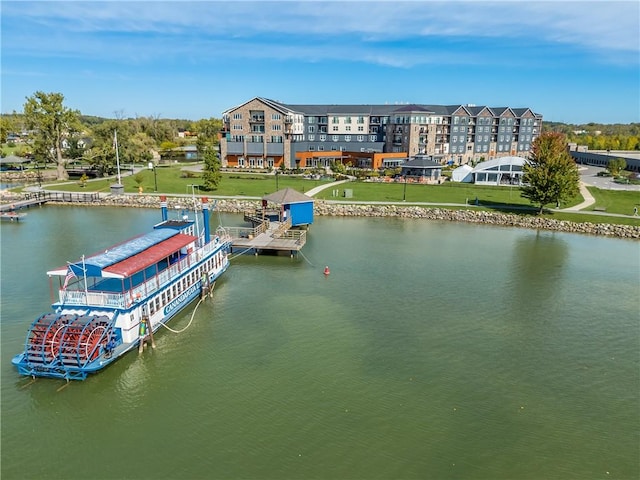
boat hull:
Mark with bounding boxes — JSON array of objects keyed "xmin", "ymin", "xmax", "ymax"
[{"xmin": 12, "ymin": 260, "xmax": 228, "ymax": 381}]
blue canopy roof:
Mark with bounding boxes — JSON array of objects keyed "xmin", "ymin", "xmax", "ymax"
[{"xmin": 66, "ymin": 229, "xmax": 178, "ymax": 277}]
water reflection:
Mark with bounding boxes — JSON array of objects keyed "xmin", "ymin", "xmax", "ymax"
[{"xmin": 509, "ymin": 231, "xmax": 569, "ymax": 318}]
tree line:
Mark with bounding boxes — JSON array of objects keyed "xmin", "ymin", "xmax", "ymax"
[
  {"xmin": 1, "ymin": 91, "xmax": 592, "ymax": 211},
  {"xmin": 544, "ymin": 121, "xmax": 640, "ymax": 151},
  {"xmin": 0, "ymin": 91, "xmax": 223, "ymax": 188}
]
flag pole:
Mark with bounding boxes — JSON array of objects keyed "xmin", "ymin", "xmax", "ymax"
[
  {"xmin": 114, "ymin": 130, "xmax": 122, "ymax": 185},
  {"xmin": 82, "ymin": 255, "xmax": 88, "ymax": 300}
]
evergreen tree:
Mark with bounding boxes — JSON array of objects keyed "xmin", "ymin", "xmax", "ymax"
[
  {"xmin": 201, "ymin": 144, "xmax": 221, "ymax": 190},
  {"xmin": 521, "ymin": 132, "xmax": 580, "ymax": 213}
]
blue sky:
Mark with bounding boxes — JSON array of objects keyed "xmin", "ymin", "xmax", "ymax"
[{"xmin": 1, "ymin": 1, "xmax": 638, "ymax": 124}]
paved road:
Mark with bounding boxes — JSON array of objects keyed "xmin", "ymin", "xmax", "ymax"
[{"xmin": 577, "ymin": 165, "xmax": 640, "ymax": 192}]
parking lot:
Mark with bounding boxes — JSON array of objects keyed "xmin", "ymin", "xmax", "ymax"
[{"xmin": 577, "ymin": 165, "xmax": 640, "ymax": 191}]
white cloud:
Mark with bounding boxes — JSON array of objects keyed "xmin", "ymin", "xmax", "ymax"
[{"xmin": 2, "ymin": 1, "xmax": 638, "ymax": 67}]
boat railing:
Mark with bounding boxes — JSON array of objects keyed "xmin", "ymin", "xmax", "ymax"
[{"xmin": 57, "ymin": 239, "xmax": 230, "ymax": 307}]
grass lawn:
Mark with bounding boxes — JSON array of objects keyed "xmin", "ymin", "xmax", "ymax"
[
  {"xmin": 13, "ymin": 165, "xmax": 640, "ymax": 227},
  {"xmin": 313, "ymin": 179, "xmax": 583, "ymax": 209},
  {"xmin": 586, "ymin": 187, "xmax": 640, "ymax": 216},
  {"xmin": 49, "ymin": 167, "xmax": 333, "ymax": 197}
]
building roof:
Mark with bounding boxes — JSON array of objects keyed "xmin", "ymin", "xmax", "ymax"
[
  {"xmin": 472, "ymin": 156, "xmax": 527, "ymax": 172},
  {"xmin": 402, "ymin": 156, "xmax": 442, "ymax": 168},
  {"xmin": 263, "ymin": 187, "xmax": 313, "ymax": 205},
  {"xmin": 0, "ymin": 155, "xmax": 31, "ymax": 164},
  {"xmin": 222, "ymin": 97, "xmax": 543, "ymax": 120}
]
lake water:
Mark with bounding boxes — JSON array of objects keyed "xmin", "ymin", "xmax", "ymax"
[{"xmin": 1, "ymin": 205, "xmax": 638, "ymax": 480}]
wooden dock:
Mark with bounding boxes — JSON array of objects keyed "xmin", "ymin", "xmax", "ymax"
[
  {"xmin": 0, "ymin": 191, "xmax": 101, "ymax": 212},
  {"xmin": 225, "ymin": 214, "xmax": 307, "ymax": 256}
]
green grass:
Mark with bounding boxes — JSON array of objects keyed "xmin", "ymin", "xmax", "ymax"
[
  {"xmin": 314, "ymin": 180, "xmax": 583, "ymax": 209},
  {"xmin": 585, "ymin": 186, "xmax": 640, "ymax": 215},
  {"xmin": 49, "ymin": 167, "xmax": 333, "ymax": 197},
  {"xmin": 13, "ymin": 165, "xmax": 640, "ymax": 227}
]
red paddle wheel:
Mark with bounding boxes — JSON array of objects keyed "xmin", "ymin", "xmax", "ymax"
[
  {"xmin": 25, "ymin": 314, "xmax": 75, "ymax": 365},
  {"xmin": 59, "ymin": 316, "xmax": 111, "ymax": 367}
]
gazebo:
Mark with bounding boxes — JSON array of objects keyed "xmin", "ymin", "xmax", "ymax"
[
  {"xmin": 399, "ymin": 155, "xmax": 442, "ymax": 182},
  {"xmin": 0, "ymin": 155, "xmax": 31, "ymax": 170}
]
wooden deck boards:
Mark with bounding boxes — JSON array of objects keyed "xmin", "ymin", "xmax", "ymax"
[{"xmin": 230, "ymin": 220, "xmax": 306, "ymax": 253}]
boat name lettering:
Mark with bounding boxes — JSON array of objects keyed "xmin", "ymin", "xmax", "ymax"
[{"xmin": 164, "ymin": 284, "xmax": 199, "ymax": 316}]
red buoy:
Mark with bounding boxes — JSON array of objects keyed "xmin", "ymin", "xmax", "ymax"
[{"xmin": 324, "ymin": 266, "xmax": 330, "ymax": 275}]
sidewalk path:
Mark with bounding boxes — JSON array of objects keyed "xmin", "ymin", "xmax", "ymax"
[
  {"xmin": 562, "ymin": 181, "xmax": 596, "ymax": 212},
  {"xmin": 305, "ymin": 179, "xmax": 350, "ymax": 196}
]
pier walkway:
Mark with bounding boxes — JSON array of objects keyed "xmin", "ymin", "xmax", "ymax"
[
  {"xmin": 0, "ymin": 191, "xmax": 101, "ymax": 212},
  {"xmin": 225, "ymin": 213, "xmax": 307, "ymax": 256}
]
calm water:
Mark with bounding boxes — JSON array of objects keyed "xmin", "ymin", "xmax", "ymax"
[{"xmin": 1, "ymin": 205, "xmax": 639, "ymax": 480}]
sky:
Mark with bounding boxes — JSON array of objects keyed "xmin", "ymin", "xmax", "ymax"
[{"xmin": 1, "ymin": 0, "xmax": 638, "ymax": 124}]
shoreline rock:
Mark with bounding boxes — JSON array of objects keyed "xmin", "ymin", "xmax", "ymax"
[{"xmin": 3, "ymin": 192, "xmax": 639, "ymax": 239}]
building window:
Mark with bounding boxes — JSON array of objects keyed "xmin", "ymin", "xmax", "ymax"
[
  {"xmin": 346, "ymin": 117, "xmax": 352, "ymax": 124},
  {"xmin": 357, "ymin": 116, "xmax": 364, "ymax": 124},
  {"xmin": 233, "ymin": 113, "xmax": 242, "ymax": 120},
  {"xmin": 273, "ymin": 124, "xmax": 282, "ymax": 131},
  {"xmin": 346, "ymin": 126, "xmax": 351, "ymax": 131},
  {"xmin": 308, "ymin": 126, "xmax": 315, "ymax": 133},
  {"xmin": 357, "ymin": 135, "xmax": 364, "ymax": 142},
  {"xmin": 307, "ymin": 116, "xmax": 314, "ymax": 123},
  {"xmin": 320, "ymin": 135, "xmax": 326, "ymax": 142},
  {"xmin": 318, "ymin": 145, "xmax": 324, "ymax": 151},
  {"xmin": 332, "ymin": 135, "xmax": 339, "ymax": 142},
  {"xmin": 309, "ymin": 146, "xmax": 315, "ymax": 151},
  {"xmin": 233, "ymin": 124, "xmax": 243, "ymax": 130},
  {"xmin": 309, "ymin": 134, "xmax": 315, "ymax": 141},
  {"xmin": 345, "ymin": 135, "xmax": 351, "ymax": 142},
  {"xmin": 332, "ymin": 117, "xmax": 339, "ymax": 124},
  {"xmin": 271, "ymin": 113, "xmax": 281, "ymax": 120},
  {"xmin": 358, "ymin": 126, "xmax": 364, "ymax": 132},
  {"xmin": 370, "ymin": 135, "xmax": 376, "ymax": 142},
  {"xmin": 332, "ymin": 126, "xmax": 339, "ymax": 132}
]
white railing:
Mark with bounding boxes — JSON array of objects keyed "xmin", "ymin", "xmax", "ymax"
[{"xmin": 58, "ymin": 239, "xmax": 230, "ymax": 307}]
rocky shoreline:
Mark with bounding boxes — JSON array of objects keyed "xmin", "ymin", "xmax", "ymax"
[{"xmin": 27, "ymin": 193, "xmax": 637, "ymax": 239}]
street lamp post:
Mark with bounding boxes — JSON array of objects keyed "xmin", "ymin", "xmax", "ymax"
[
  {"xmin": 403, "ymin": 175, "xmax": 407, "ymax": 201},
  {"xmin": 275, "ymin": 170, "xmax": 279, "ymax": 190},
  {"xmin": 148, "ymin": 162, "xmax": 158, "ymax": 192}
]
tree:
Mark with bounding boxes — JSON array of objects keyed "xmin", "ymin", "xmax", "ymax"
[
  {"xmin": 607, "ymin": 157, "xmax": 627, "ymax": 177},
  {"xmin": 521, "ymin": 132, "xmax": 580, "ymax": 213},
  {"xmin": 23, "ymin": 91, "xmax": 81, "ymax": 180},
  {"xmin": 191, "ymin": 118, "xmax": 222, "ymax": 143},
  {"xmin": 201, "ymin": 144, "xmax": 221, "ymax": 190}
]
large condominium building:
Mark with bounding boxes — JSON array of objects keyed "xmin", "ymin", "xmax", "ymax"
[{"xmin": 220, "ymin": 97, "xmax": 543, "ymax": 170}]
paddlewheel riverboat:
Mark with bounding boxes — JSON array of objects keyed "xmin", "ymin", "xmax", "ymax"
[{"xmin": 12, "ymin": 196, "xmax": 231, "ymax": 381}]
